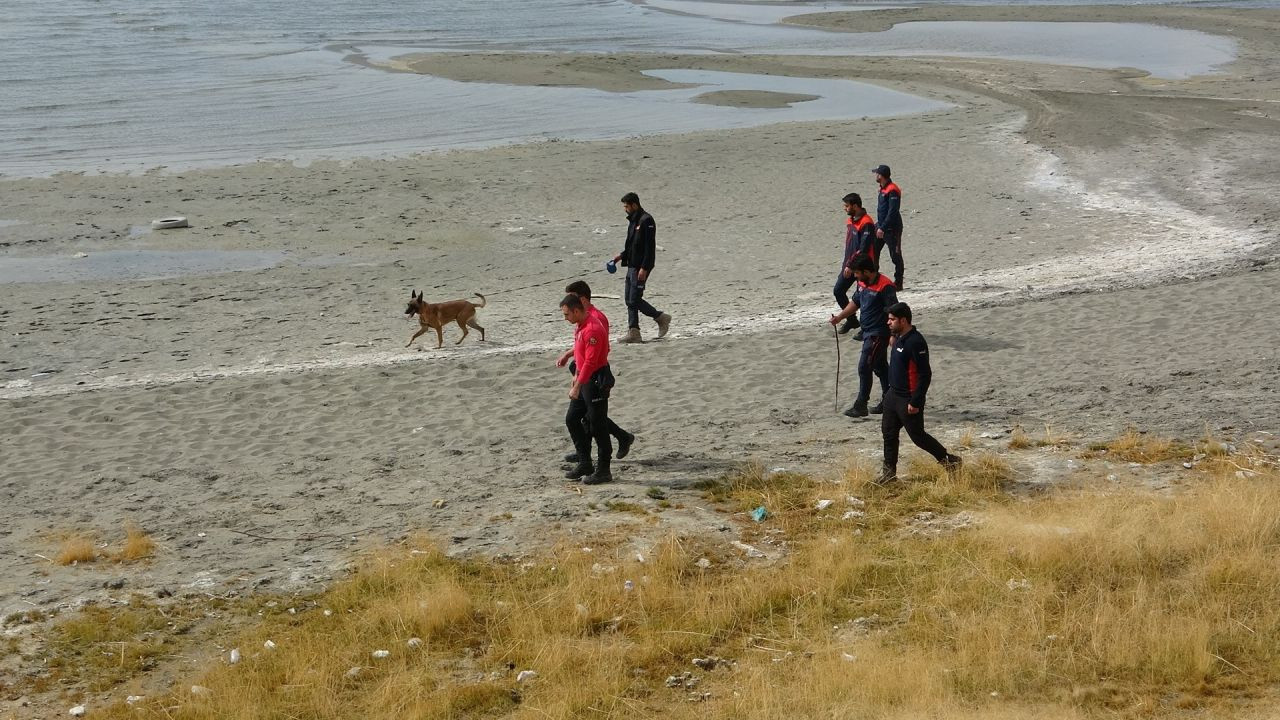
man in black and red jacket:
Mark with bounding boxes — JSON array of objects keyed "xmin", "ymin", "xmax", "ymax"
[
  {"xmin": 873, "ymin": 164, "xmax": 905, "ymax": 291},
  {"xmin": 834, "ymin": 192, "xmax": 877, "ymax": 336},
  {"xmin": 880, "ymin": 302, "xmax": 961, "ymax": 483},
  {"xmin": 829, "ymin": 254, "xmax": 895, "ymax": 419}
]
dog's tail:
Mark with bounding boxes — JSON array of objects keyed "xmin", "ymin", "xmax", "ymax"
[{"xmin": 472, "ymin": 292, "xmax": 487, "ymax": 308}]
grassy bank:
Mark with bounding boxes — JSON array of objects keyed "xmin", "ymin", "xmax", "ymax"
[{"xmin": 11, "ymin": 439, "xmax": 1280, "ymax": 719}]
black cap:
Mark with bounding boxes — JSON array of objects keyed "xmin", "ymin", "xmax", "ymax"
[
  {"xmin": 886, "ymin": 301, "xmax": 911, "ymax": 322},
  {"xmin": 872, "ymin": 164, "xmax": 891, "ymax": 178}
]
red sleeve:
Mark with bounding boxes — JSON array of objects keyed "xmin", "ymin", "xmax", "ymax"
[{"xmin": 575, "ymin": 320, "xmax": 608, "ymax": 385}]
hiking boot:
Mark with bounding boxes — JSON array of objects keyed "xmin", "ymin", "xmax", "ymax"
[
  {"xmin": 942, "ymin": 454, "xmax": 963, "ymax": 478},
  {"xmin": 874, "ymin": 466, "xmax": 898, "ymax": 485},
  {"xmin": 616, "ymin": 432, "xmax": 635, "ymax": 460},
  {"xmin": 852, "ymin": 329, "xmax": 864, "ymax": 342},
  {"xmin": 838, "ymin": 318, "xmax": 858, "ymax": 335},
  {"xmin": 582, "ymin": 468, "xmax": 614, "ymax": 485},
  {"xmin": 869, "ymin": 401, "xmax": 883, "ymax": 414},
  {"xmin": 621, "ymin": 327, "xmax": 643, "ymax": 344},
  {"xmin": 656, "ymin": 313, "xmax": 672, "ymax": 339},
  {"xmin": 564, "ymin": 452, "xmax": 580, "ymax": 463},
  {"xmin": 565, "ymin": 463, "xmax": 593, "ymax": 480},
  {"xmin": 843, "ymin": 399, "xmax": 869, "ymax": 418}
]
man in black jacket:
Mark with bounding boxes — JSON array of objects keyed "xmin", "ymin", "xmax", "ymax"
[
  {"xmin": 612, "ymin": 192, "xmax": 672, "ymax": 344},
  {"xmin": 880, "ymin": 302, "xmax": 961, "ymax": 483}
]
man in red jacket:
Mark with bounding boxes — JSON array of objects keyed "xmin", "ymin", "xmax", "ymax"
[
  {"xmin": 557, "ymin": 280, "xmax": 635, "ymax": 465},
  {"xmin": 560, "ymin": 293, "xmax": 622, "ymax": 484}
]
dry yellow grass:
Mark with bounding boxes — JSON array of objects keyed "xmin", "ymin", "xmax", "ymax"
[
  {"xmin": 114, "ymin": 522, "xmax": 156, "ymax": 562},
  {"xmin": 1008, "ymin": 425, "xmax": 1034, "ymax": 449},
  {"xmin": 1010, "ymin": 424, "xmax": 1073, "ymax": 450},
  {"xmin": 55, "ymin": 534, "xmax": 99, "ymax": 566},
  {"xmin": 1095, "ymin": 427, "xmax": 1190, "ymax": 463},
  {"xmin": 62, "ymin": 443, "xmax": 1280, "ymax": 719}
]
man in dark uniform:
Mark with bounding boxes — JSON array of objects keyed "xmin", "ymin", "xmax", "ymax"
[
  {"xmin": 873, "ymin": 164, "xmax": 905, "ymax": 291},
  {"xmin": 558, "ymin": 280, "xmax": 635, "ymax": 465},
  {"xmin": 829, "ymin": 254, "xmax": 896, "ymax": 418},
  {"xmin": 560, "ymin": 293, "xmax": 621, "ymax": 485},
  {"xmin": 880, "ymin": 302, "xmax": 961, "ymax": 483},
  {"xmin": 834, "ymin": 192, "xmax": 877, "ymax": 337},
  {"xmin": 612, "ymin": 192, "xmax": 672, "ymax": 344}
]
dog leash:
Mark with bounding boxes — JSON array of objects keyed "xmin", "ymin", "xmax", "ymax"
[{"xmin": 486, "ymin": 268, "xmax": 605, "ymax": 297}]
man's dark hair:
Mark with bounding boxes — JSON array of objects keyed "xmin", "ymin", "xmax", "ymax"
[
  {"xmin": 560, "ymin": 293, "xmax": 584, "ymax": 311},
  {"xmin": 851, "ymin": 254, "xmax": 876, "ymax": 273},
  {"xmin": 887, "ymin": 301, "xmax": 912, "ymax": 322},
  {"xmin": 565, "ymin": 280, "xmax": 592, "ymax": 300},
  {"xmin": 620, "ymin": 192, "xmax": 640, "ymax": 205},
  {"xmin": 842, "ymin": 192, "xmax": 862, "ymax": 206}
]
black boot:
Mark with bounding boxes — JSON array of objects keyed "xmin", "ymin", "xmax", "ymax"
[
  {"xmin": 564, "ymin": 452, "xmax": 580, "ymax": 463},
  {"xmin": 583, "ymin": 464, "xmax": 613, "ymax": 485},
  {"xmin": 838, "ymin": 317, "xmax": 859, "ymax": 335},
  {"xmin": 942, "ymin": 454, "xmax": 963, "ymax": 478},
  {"xmin": 869, "ymin": 400, "xmax": 883, "ymax": 414},
  {"xmin": 874, "ymin": 465, "xmax": 898, "ymax": 485},
  {"xmin": 615, "ymin": 432, "xmax": 635, "ymax": 460},
  {"xmin": 852, "ymin": 329, "xmax": 864, "ymax": 341},
  {"xmin": 843, "ymin": 398, "xmax": 869, "ymax": 418},
  {"xmin": 565, "ymin": 462, "xmax": 593, "ymax": 480}
]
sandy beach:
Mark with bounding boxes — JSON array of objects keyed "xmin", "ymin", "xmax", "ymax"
[{"xmin": 2, "ymin": 2, "xmax": 1278, "ymax": 646}]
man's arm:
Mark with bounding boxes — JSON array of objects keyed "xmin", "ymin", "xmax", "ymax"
[
  {"xmin": 883, "ymin": 190, "xmax": 901, "ymax": 227},
  {"xmin": 908, "ymin": 337, "xmax": 932, "ymax": 410},
  {"xmin": 575, "ymin": 325, "xmax": 608, "ymax": 386},
  {"xmin": 855, "ymin": 225, "xmax": 876, "ymax": 258},
  {"xmin": 639, "ymin": 215, "xmax": 657, "ymax": 272}
]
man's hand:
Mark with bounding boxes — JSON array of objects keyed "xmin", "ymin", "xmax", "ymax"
[
  {"xmin": 569, "ymin": 383, "xmax": 580, "ymax": 400},
  {"xmin": 555, "ymin": 349, "xmax": 573, "ymax": 368},
  {"xmin": 829, "ymin": 314, "xmax": 840, "ymax": 327},
  {"xmin": 876, "ymin": 228, "xmax": 884, "ymax": 239},
  {"xmin": 613, "ymin": 254, "xmax": 621, "ymax": 263},
  {"xmin": 637, "ymin": 268, "xmax": 648, "ymax": 283},
  {"xmin": 907, "ymin": 404, "xmax": 920, "ymax": 415},
  {"xmin": 842, "ymin": 267, "xmax": 852, "ymax": 279}
]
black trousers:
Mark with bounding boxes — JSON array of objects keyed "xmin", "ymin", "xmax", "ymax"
[
  {"xmin": 624, "ymin": 268, "xmax": 662, "ymax": 329},
  {"xmin": 833, "ymin": 268, "xmax": 856, "ymax": 309},
  {"xmin": 883, "ymin": 227, "xmax": 904, "ymax": 284},
  {"xmin": 566, "ymin": 371, "xmax": 613, "ymax": 469},
  {"xmin": 567, "ymin": 362, "xmax": 627, "ymax": 443},
  {"xmin": 881, "ymin": 391, "xmax": 949, "ymax": 469},
  {"xmin": 857, "ymin": 334, "xmax": 889, "ymax": 403}
]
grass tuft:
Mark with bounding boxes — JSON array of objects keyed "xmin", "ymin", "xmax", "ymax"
[
  {"xmin": 1099, "ymin": 428, "xmax": 1190, "ymax": 463},
  {"xmin": 114, "ymin": 522, "xmax": 156, "ymax": 562},
  {"xmin": 55, "ymin": 535, "xmax": 99, "ymax": 566}
]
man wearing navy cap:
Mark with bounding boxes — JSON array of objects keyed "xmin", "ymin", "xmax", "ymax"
[{"xmin": 873, "ymin": 164, "xmax": 906, "ymax": 291}]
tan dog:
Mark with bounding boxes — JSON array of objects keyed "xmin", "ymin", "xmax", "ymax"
[{"xmin": 404, "ymin": 290, "xmax": 487, "ymax": 348}]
